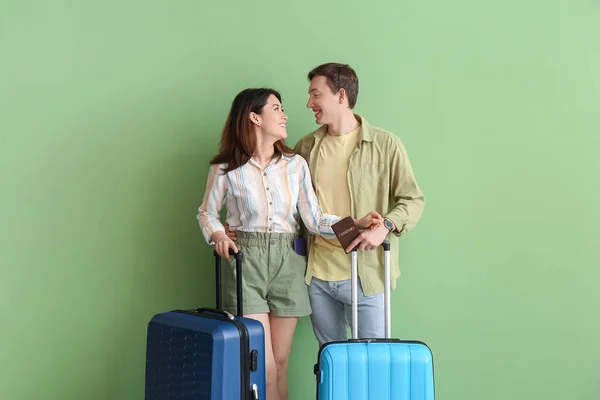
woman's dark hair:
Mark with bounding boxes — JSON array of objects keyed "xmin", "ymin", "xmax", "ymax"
[{"xmin": 210, "ymin": 88, "xmax": 294, "ymax": 173}]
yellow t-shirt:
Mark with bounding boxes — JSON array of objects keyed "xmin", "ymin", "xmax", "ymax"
[{"xmin": 312, "ymin": 126, "xmax": 361, "ymax": 281}]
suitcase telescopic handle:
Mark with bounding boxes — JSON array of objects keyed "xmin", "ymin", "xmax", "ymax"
[
  {"xmin": 351, "ymin": 240, "xmax": 391, "ymax": 339},
  {"xmin": 214, "ymin": 249, "xmax": 244, "ymax": 316}
]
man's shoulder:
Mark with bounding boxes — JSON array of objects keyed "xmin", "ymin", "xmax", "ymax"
[
  {"xmin": 295, "ymin": 131, "xmax": 316, "ymax": 146},
  {"xmin": 365, "ymin": 122, "xmax": 405, "ymax": 149},
  {"xmin": 293, "ymin": 129, "xmax": 319, "ymax": 158}
]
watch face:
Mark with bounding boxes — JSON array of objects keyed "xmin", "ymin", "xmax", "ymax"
[{"xmin": 384, "ymin": 219, "xmax": 394, "ymax": 231}]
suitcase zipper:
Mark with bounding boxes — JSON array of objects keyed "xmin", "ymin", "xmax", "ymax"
[{"xmin": 229, "ymin": 318, "xmax": 251, "ymax": 400}]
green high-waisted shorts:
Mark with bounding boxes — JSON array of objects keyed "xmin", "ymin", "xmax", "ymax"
[{"xmin": 223, "ymin": 231, "xmax": 311, "ymax": 317}]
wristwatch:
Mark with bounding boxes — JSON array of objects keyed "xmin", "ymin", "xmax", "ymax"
[{"xmin": 383, "ymin": 218, "xmax": 395, "ymax": 233}]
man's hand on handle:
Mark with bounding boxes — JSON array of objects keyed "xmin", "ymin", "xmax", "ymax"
[{"xmin": 346, "ymin": 223, "xmax": 389, "ymax": 252}]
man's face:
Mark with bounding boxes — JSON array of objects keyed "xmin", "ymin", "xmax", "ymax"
[{"xmin": 307, "ymin": 75, "xmax": 341, "ymax": 125}]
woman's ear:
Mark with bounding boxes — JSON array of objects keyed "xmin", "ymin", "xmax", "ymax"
[{"xmin": 249, "ymin": 112, "xmax": 261, "ymax": 127}]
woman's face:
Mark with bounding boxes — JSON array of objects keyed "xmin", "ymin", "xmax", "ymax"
[{"xmin": 253, "ymin": 94, "xmax": 288, "ymax": 142}]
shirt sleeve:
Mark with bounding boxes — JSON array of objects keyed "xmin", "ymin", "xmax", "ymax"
[
  {"xmin": 296, "ymin": 158, "xmax": 341, "ymax": 238},
  {"xmin": 385, "ymin": 136, "xmax": 425, "ymax": 236},
  {"xmin": 197, "ymin": 164, "xmax": 228, "ymax": 244}
]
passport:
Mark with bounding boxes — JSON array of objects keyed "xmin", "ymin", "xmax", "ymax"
[{"xmin": 331, "ymin": 216, "xmax": 361, "ymax": 254}]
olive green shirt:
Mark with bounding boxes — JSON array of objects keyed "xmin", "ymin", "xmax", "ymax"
[{"xmin": 294, "ymin": 115, "xmax": 425, "ymax": 296}]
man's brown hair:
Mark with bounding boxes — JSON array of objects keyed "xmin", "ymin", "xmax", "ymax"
[{"xmin": 308, "ymin": 63, "xmax": 359, "ymax": 108}]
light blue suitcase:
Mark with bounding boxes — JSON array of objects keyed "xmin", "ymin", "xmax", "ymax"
[{"xmin": 314, "ymin": 240, "xmax": 435, "ymax": 400}]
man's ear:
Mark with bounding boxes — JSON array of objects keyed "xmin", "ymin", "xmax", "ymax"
[{"xmin": 338, "ymin": 88, "xmax": 347, "ymax": 106}]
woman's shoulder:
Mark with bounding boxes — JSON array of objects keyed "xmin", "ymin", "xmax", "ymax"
[
  {"xmin": 284, "ymin": 154, "xmax": 310, "ymax": 174},
  {"xmin": 286, "ymin": 153, "xmax": 308, "ymax": 167},
  {"xmin": 208, "ymin": 162, "xmax": 231, "ymax": 176}
]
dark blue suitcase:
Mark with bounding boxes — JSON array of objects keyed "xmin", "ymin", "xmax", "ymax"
[
  {"xmin": 315, "ymin": 241, "xmax": 435, "ymax": 400},
  {"xmin": 145, "ymin": 250, "xmax": 266, "ymax": 400}
]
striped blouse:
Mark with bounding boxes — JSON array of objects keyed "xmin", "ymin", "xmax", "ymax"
[{"xmin": 197, "ymin": 154, "xmax": 340, "ymax": 244}]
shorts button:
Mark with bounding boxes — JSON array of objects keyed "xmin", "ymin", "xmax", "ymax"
[{"xmin": 270, "ymin": 240, "xmax": 276, "ymax": 245}]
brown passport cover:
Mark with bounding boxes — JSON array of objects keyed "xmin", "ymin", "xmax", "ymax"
[{"xmin": 331, "ymin": 216, "xmax": 360, "ymax": 254}]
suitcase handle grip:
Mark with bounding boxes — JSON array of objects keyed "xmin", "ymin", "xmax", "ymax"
[
  {"xmin": 381, "ymin": 239, "xmax": 390, "ymax": 251},
  {"xmin": 351, "ymin": 239, "xmax": 391, "ymax": 339},
  {"xmin": 214, "ymin": 248, "xmax": 243, "ymax": 259},
  {"xmin": 214, "ymin": 249, "xmax": 244, "ymax": 316},
  {"xmin": 194, "ymin": 307, "xmax": 235, "ymax": 320},
  {"xmin": 349, "ymin": 240, "xmax": 389, "ymax": 252}
]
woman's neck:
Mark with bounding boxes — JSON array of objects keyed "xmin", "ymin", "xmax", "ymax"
[{"xmin": 252, "ymin": 139, "xmax": 276, "ymax": 169}]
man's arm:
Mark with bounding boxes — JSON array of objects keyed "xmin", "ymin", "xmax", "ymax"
[
  {"xmin": 346, "ymin": 136, "xmax": 425, "ymax": 252},
  {"xmin": 384, "ymin": 137, "xmax": 425, "ymax": 236}
]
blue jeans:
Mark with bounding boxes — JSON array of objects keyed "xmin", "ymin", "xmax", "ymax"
[{"xmin": 308, "ymin": 277, "xmax": 385, "ymax": 346}]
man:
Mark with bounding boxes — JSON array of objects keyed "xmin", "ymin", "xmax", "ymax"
[{"xmin": 293, "ymin": 62, "xmax": 425, "ymax": 345}]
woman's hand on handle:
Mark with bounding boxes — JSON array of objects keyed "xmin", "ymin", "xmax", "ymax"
[{"xmin": 211, "ymin": 231, "xmax": 239, "ymax": 262}]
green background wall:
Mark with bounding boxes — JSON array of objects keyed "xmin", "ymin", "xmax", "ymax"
[{"xmin": 1, "ymin": 1, "xmax": 599, "ymax": 399}]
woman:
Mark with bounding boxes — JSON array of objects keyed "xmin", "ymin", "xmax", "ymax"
[{"xmin": 197, "ymin": 88, "xmax": 381, "ymax": 400}]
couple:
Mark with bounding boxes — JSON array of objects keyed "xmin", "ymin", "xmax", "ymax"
[{"xmin": 197, "ymin": 62, "xmax": 425, "ymax": 400}]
